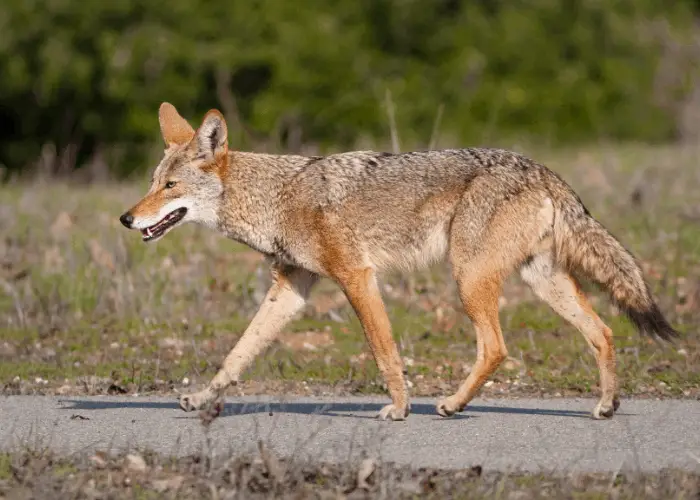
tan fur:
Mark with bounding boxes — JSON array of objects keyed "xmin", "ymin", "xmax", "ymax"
[
  {"xmin": 121, "ymin": 104, "xmax": 678, "ymax": 421},
  {"xmin": 339, "ymin": 267, "xmax": 408, "ymax": 420},
  {"xmin": 159, "ymin": 102, "xmax": 195, "ymax": 147},
  {"xmin": 179, "ymin": 265, "xmax": 316, "ymax": 412},
  {"xmin": 520, "ymin": 252, "xmax": 618, "ymax": 418}
]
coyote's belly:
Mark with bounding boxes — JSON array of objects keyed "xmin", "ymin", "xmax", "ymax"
[{"xmin": 366, "ymin": 221, "xmax": 450, "ymax": 272}]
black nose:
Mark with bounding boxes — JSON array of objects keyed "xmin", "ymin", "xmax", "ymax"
[{"xmin": 119, "ymin": 212, "xmax": 134, "ymax": 228}]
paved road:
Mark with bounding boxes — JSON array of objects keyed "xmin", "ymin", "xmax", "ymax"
[{"xmin": 1, "ymin": 396, "xmax": 699, "ymax": 473}]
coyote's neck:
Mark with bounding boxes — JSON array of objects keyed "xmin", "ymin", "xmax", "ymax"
[{"xmin": 216, "ymin": 151, "xmax": 307, "ymax": 256}]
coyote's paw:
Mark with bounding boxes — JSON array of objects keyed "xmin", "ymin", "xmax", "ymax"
[
  {"xmin": 377, "ymin": 403, "xmax": 409, "ymax": 421},
  {"xmin": 591, "ymin": 400, "xmax": 615, "ymax": 420},
  {"xmin": 436, "ymin": 396, "xmax": 463, "ymax": 418},
  {"xmin": 178, "ymin": 388, "xmax": 217, "ymax": 412}
]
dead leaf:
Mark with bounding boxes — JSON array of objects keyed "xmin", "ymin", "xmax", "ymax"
[
  {"xmin": 159, "ymin": 337, "xmax": 186, "ymax": 356},
  {"xmin": 90, "ymin": 452, "xmax": 108, "ymax": 469},
  {"xmin": 310, "ymin": 291, "xmax": 348, "ymax": 315},
  {"xmin": 124, "ymin": 454, "xmax": 147, "ymax": 473},
  {"xmin": 88, "ymin": 239, "xmax": 115, "ymax": 272},
  {"xmin": 199, "ymin": 398, "xmax": 224, "ymax": 428},
  {"xmin": 357, "ymin": 458, "xmax": 377, "ymax": 490},
  {"xmin": 503, "ymin": 357, "xmax": 522, "ymax": 371},
  {"xmin": 56, "ymin": 384, "xmax": 73, "ymax": 395},
  {"xmin": 0, "ymin": 341, "xmax": 17, "ymax": 357},
  {"xmin": 50, "ymin": 212, "xmax": 73, "ymax": 239},
  {"xmin": 279, "ymin": 330, "xmax": 334, "ymax": 351},
  {"xmin": 43, "ymin": 246, "xmax": 64, "ymax": 272},
  {"xmin": 676, "ymin": 279, "xmax": 700, "ymax": 315},
  {"xmin": 152, "ymin": 475, "xmax": 184, "ymax": 493},
  {"xmin": 433, "ymin": 306, "xmax": 458, "ymax": 332},
  {"xmin": 647, "ymin": 361, "xmax": 671, "ymax": 374},
  {"xmin": 258, "ymin": 441, "xmax": 285, "ymax": 483}
]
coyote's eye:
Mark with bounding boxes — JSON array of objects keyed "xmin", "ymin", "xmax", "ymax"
[{"xmin": 165, "ymin": 181, "xmax": 176, "ymax": 189}]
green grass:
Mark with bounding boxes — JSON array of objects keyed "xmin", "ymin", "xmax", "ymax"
[
  {"xmin": 1, "ymin": 143, "xmax": 699, "ymax": 399},
  {"xmin": 0, "ymin": 453, "xmax": 11, "ymax": 480}
]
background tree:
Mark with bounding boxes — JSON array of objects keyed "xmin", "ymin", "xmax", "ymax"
[{"xmin": 0, "ymin": 0, "xmax": 697, "ymax": 178}]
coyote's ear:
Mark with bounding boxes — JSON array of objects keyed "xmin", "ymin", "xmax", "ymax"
[
  {"xmin": 195, "ymin": 110, "xmax": 228, "ymax": 159},
  {"xmin": 159, "ymin": 102, "xmax": 195, "ymax": 147}
]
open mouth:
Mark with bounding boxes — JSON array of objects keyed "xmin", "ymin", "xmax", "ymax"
[{"xmin": 141, "ymin": 207, "xmax": 187, "ymax": 242}]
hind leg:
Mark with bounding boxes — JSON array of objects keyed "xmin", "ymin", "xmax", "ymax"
[
  {"xmin": 436, "ymin": 269, "xmax": 507, "ymax": 416},
  {"xmin": 520, "ymin": 252, "xmax": 619, "ymax": 419},
  {"xmin": 437, "ymin": 183, "xmax": 555, "ymax": 417}
]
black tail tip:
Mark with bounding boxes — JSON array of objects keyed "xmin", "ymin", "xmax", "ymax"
[{"xmin": 626, "ymin": 303, "xmax": 680, "ymax": 343}]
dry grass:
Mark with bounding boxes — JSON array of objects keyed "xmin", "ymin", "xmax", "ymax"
[
  {"xmin": 0, "ymin": 143, "xmax": 699, "ymax": 401},
  {"xmin": 0, "ymin": 448, "xmax": 698, "ymax": 499}
]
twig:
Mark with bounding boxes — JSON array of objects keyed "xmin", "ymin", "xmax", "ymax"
[
  {"xmin": 0, "ymin": 277, "xmax": 26, "ymax": 328},
  {"xmin": 384, "ymin": 89, "xmax": 401, "ymax": 153},
  {"xmin": 429, "ymin": 104, "xmax": 444, "ymax": 151}
]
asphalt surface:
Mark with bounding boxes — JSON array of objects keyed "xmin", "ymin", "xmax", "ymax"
[{"xmin": 1, "ymin": 395, "xmax": 699, "ymax": 474}]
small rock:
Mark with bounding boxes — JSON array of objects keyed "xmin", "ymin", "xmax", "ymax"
[
  {"xmin": 182, "ymin": 377, "xmax": 190, "ymax": 386},
  {"xmin": 125, "ymin": 454, "xmax": 147, "ymax": 473},
  {"xmin": 484, "ymin": 381, "xmax": 494, "ymax": 388},
  {"xmin": 678, "ymin": 348, "xmax": 688, "ymax": 357},
  {"xmin": 110, "ymin": 342, "xmax": 120, "ymax": 349}
]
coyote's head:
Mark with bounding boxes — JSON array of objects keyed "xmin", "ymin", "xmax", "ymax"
[{"xmin": 120, "ymin": 103, "xmax": 229, "ymax": 242}]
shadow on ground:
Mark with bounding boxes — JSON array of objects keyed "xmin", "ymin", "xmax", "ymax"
[{"xmin": 57, "ymin": 399, "xmax": 593, "ymax": 419}]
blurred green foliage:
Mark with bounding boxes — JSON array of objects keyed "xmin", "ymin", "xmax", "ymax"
[{"xmin": 0, "ymin": 0, "xmax": 698, "ymax": 176}]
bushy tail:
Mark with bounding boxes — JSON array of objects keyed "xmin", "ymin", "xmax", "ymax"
[{"xmin": 552, "ymin": 196, "xmax": 679, "ymax": 342}]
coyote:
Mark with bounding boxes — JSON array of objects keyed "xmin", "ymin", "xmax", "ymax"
[{"xmin": 120, "ymin": 103, "xmax": 678, "ymax": 420}]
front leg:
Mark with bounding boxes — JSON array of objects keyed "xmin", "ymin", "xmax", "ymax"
[
  {"xmin": 338, "ymin": 267, "xmax": 409, "ymax": 421},
  {"xmin": 179, "ymin": 265, "xmax": 317, "ymax": 412}
]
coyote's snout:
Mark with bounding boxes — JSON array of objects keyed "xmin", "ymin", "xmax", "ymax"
[{"xmin": 121, "ymin": 103, "xmax": 679, "ymax": 422}]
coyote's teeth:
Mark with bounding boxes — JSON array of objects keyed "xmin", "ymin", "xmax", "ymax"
[{"xmin": 146, "ymin": 227, "xmax": 152, "ymax": 237}]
